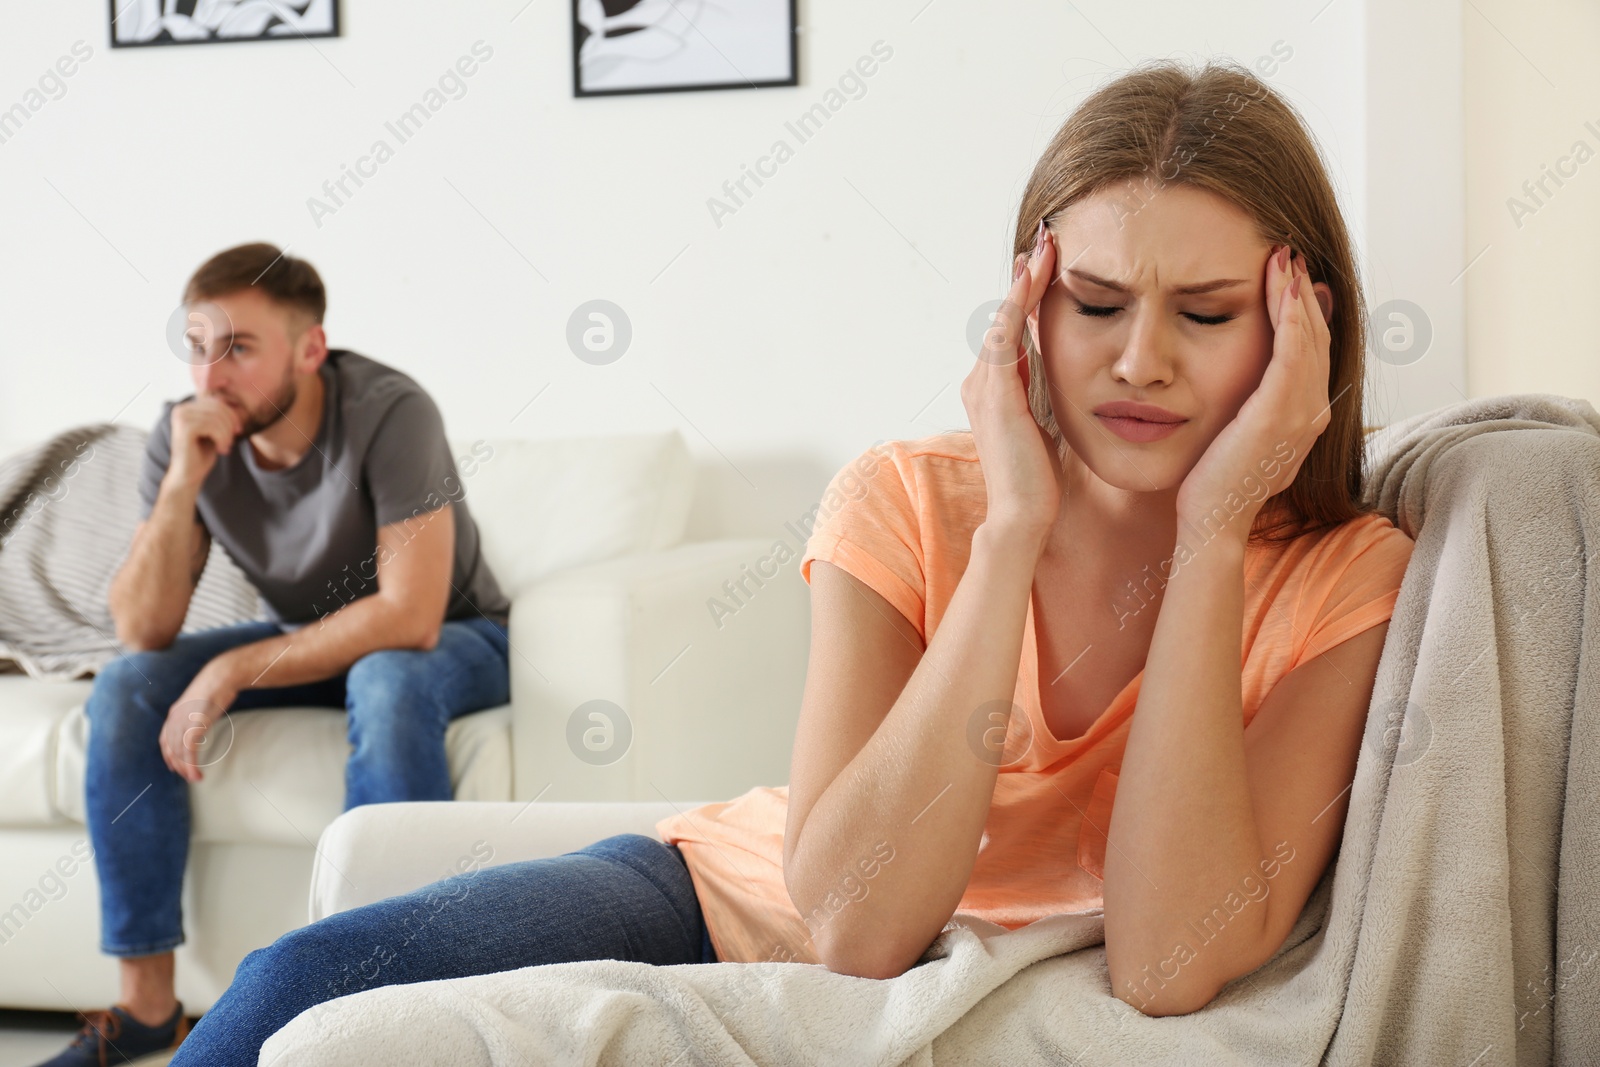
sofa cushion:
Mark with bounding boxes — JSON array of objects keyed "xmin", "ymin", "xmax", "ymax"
[
  {"xmin": 448, "ymin": 431, "xmax": 694, "ymax": 599},
  {"xmin": 49, "ymin": 701, "xmax": 512, "ymax": 844},
  {"xmin": 0, "ymin": 675, "xmax": 94, "ymax": 823}
]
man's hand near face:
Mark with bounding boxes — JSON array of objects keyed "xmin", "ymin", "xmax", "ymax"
[
  {"xmin": 108, "ymin": 396, "xmax": 244, "ymax": 651},
  {"xmin": 165, "ymin": 395, "xmax": 244, "ymax": 491}
]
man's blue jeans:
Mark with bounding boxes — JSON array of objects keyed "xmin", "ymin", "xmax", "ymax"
[
  {"xmin": 167, "ymin": 832, "xmax": 716, "ymax": 1066},
  {"xmin": 84, "ymin": 616, "xmax": 510, "ymax": 958}
]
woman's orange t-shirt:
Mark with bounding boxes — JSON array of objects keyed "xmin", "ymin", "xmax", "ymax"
[{"xmin": 655, "ymin": 431, "xmax": 1415, "ymax": 966}]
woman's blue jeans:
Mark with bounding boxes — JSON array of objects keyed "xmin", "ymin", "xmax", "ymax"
[
  {"xmin": 168, "ymin": 832, "xmax": 716, "ymax": 1066},
  {"xmin": 84, "ymin": 616, "xmax": 510, "ymax": 957}
]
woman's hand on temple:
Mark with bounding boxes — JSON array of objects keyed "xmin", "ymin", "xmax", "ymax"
[
  {"xmin": 1174, "ymin": 244, "xmax": 1333, "ymax": 542},
  {"xmin": 962, "ymin": 219, "xmax": 1063, "ymax": 547}
]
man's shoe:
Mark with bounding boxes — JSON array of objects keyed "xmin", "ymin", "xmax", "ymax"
[{"xmin": 31, "ymin": 1002, "xmax": 190, "ymax": 1066}]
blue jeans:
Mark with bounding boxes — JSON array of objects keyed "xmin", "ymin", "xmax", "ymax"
[
  {"xmin": 84, "ymin": 616, "xmax": 510, "ymax": 957},
  {"xmin": 168, "ymin": 832, "xmax": 716, "ymax": 1066}
]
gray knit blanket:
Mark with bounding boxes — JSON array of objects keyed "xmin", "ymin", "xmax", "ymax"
[
  {"xmin": 261, "ymin": 394, "xmax": 1600, "ymax": 1067},
  {"xmin": 0, "ymin": 422, "xmax": 265, "ymax": 680}
]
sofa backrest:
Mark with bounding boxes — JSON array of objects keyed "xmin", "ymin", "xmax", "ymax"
[{"xmin": 446, "ymin": 429, "xmax": 695, "ymax": 600}]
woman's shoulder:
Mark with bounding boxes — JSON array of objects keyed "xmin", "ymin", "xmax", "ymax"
[
  {"xmin": 896, "ymin": 428, "xmax": 981, "ymax": 463},
  {"xmin": 800, "ymin": 431, "xmax": 987, "ymax": 625},
  {"xmin": 1257, "ymin": 509, "xmax": 1415, "ymax": 612},
  {"xmin": 1286, "ymin": 512, "xmax": 1417, "ymax": 665},
  {"xmin": 823, "ymin": 430, "xmax": 984, "ymax": 518},
  {"xmin": 1296, "ymin": 510, "xmax": 1415, "ymax": 564},
  {"xmin": 852, "ymin": 430, "xmax": 981, "ymax": 472},
  {"xmin": 1253, "ymin": 508, "xmax": 1413, "ymax": 563}
]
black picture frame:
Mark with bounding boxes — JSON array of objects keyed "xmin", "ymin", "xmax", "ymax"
[
  {"xmin": 573, "ymin": 0, "xmax": 798, "ymax": 98},
  {"xmin": 108, "ymin": 0, "xmax": 342, "ymax": 49}
]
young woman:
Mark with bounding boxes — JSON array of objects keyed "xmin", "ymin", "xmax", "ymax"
[{"xmin": 160, "ymin": 58, "xmax": 1413, "ymax": 1064}]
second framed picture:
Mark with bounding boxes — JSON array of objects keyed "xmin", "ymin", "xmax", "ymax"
[{"xmin": 573, "ymin": 0, "xmax": 798, "ymax": 97}]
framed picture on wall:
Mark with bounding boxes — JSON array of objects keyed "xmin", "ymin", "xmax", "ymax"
[
  {"xmin": 109, "ymin": 0, "xmax": 341, "ymax": 48},
  {"xmin": 573, "ymin": 0, "xmax": 798, "ymax": 97}
]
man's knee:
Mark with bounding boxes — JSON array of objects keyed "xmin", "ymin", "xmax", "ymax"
[
  {"xmin": 86, "ymin": 653, "xmax": 168, "ymax": 734},
  {"xmin": 346, "ymin": 649, "xmax": 437, "ymax": 720}
]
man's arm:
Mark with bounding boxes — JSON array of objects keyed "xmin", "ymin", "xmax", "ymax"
[
  {"xmin": 223, "ymin": 503, "xmax": 455, "ymax": 689},
  {"xmin": 159, "ymin": 504, "xmax": 456, "ymax": 782},
  {"xmin": 110, "ymin": 509, "xmax": 211, "ymax": 650},
  {"xmin": 111, "ymin": 396, "xmax": 241, "ymax": 650}
]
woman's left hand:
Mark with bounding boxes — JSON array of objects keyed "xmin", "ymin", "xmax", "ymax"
[{"xmin": 1174, "ymin": 243, "xmax": 1334, "ymax": 543}]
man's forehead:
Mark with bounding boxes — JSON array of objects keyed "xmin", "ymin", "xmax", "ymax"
[{"xmin": 185, "ymin": 291, "xmax": 291, "ymax": 334}]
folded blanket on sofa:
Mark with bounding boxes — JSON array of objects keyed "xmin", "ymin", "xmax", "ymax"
[
  {"xmin": 0, "ymin": 422, "xmax": 265, "ymax": 680},
  {"xmin": 262, "ymin": 393, "xmax": 1600, "ymax": 1067}
]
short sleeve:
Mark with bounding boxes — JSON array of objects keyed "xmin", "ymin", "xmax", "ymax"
[
  {"xmin": 1296, "ymin": 515, "xmax": 1416, "ymax": 664},
  {"xmin": 364, "ymin": 390, "xmax": 456, "ymax": 529},
  {"xmin": 136, "ymin": 402, "xmax": 205, "ymax": 530},
  {"xmin": 798, "ymin": 441, "xmax": 927, "ymax": 638}
]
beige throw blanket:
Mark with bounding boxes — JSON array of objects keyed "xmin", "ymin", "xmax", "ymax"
[
  {"xmin": 263, "ymin": 393, "xmax": 1600, "ymax": 1066},
  {"xmin": 0, "ymin": 423, "xmax": 264, "ymax": 679}
]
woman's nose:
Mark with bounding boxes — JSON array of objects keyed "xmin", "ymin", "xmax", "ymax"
[{"xmin": 1110, "ymin": 310, "xmax": 1176, "ymax": 386}]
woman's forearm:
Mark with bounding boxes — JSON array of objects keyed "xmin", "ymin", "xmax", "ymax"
[
  {"xmin": 1101, "ymin": 529, "xmax": 1269, "ymax": 1013},
  {"xmin": 790, "ymin": 520, "xmax": 1044, "ymax": 978}
]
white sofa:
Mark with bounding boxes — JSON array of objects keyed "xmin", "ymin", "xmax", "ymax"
[{"xmin": 0, "ymin": 429, "xmax": 810, "ymax": 1012}]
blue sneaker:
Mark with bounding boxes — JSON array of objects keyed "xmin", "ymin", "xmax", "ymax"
[{"xmin": 31, "ymin": 1002, "xmax": 190, "ymax": 1066}]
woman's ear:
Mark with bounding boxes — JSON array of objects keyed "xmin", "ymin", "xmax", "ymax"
[{"xmin": 1312, "ymin": 281, "xmax": 1334, "ymax": 326}]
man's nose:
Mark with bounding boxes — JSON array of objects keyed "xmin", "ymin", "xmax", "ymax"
[{"xmin": 192, "ymin": 353, "xmax": 227, "ymax": 394}]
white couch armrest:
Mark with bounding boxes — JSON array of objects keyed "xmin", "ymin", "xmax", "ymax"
[
  {"xmin": 309, "ymin": 799, "xmax": 724, "ymax": 920},
  {"xmin": 506, "ymin": 539, "xmax": 809, "ymax": 803}
]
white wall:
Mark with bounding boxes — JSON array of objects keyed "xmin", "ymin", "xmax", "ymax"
[
  {"xmin": 1, "ymin": 1, "xmax": 1471, "ymax": 542},
  {"xmin": 1463, "ymin": 0, "xmax": 1600, "ymax": 404},
  {"xmin": 1364, "ymin": 0, "xmax": 1467, "ymax": 421}
]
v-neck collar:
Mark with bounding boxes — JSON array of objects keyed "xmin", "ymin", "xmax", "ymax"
[
  {"xmin": 1017, "ymin": 537, "xmax": 1269, "ymax": 761},
  {"xmin": 1021, "ymin": 591, "xmax": 1145, "ymax": 754}
]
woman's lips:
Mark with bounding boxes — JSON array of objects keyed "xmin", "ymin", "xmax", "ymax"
[{"xmin": 1095, "ymin": 414, "xmax": 1187, "ymax": 443}]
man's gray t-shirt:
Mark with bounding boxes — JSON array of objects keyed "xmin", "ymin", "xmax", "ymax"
[{"xmin": 138, "ymin": 349, "xmax": 510, "ymax": 630}]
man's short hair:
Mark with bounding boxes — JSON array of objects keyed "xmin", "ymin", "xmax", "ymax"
[{"xmin": 184, "ymin": 242, "xmax": 326, "ymax": 331}]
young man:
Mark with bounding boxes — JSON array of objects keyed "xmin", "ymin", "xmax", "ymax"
[{"xmin": 37, "ymin": 243, "xmax": 512, "ymax": 1067}]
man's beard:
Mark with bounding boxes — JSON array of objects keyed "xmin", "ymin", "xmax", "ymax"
[{"xmin": 230, "ymin": 369, "xmax": 298, "ymax": 438}]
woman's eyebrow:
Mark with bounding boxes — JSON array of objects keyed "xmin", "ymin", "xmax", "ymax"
[{"xmin": 1065, "ymin": 268, "xmax": 1249, "ymax": 296}]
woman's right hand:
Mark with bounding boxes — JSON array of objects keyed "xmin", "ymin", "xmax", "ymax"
[{"xmin": 962, "ymin": 218, "xmax": 1062, "ymax": 546}]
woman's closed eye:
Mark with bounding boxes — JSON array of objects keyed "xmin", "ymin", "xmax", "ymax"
[{"xmin": 1073, "ymin": 301, "xmax": 1234, "ymax": 326}]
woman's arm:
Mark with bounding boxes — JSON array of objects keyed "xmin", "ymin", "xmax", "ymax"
[
  {"xmin": 784, "ymin": 519, "xmax": 1046, "ymax": 978},
  {"xmin": 1104, "ymin": 244, "xmax": 1385, "ymax": 1014},
  {"xmin": 784, "ymin": 221, "xmax": 1061, "ymax": 978},
  {"xmin": 1103, "ymin": 526, "xmax": 1390, "ymax": 1015}
]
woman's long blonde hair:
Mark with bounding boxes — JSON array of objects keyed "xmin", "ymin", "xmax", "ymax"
[{"xmin": 1010, "ymin": 58, "xmax": 1378, "ymax": 545}]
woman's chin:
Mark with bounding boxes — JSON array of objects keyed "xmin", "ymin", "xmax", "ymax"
[{"xmin": 1057, "ymin": 438, "xmax": 1187, "ymax": 495}]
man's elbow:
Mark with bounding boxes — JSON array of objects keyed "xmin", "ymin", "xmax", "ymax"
[
  {"xmin": 113, "ymin": 615, "xmax": 174, "ymax": 653},
  {"xmin": 407, "ymin": 614, "xmax": 442, "ymax": 652}
]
